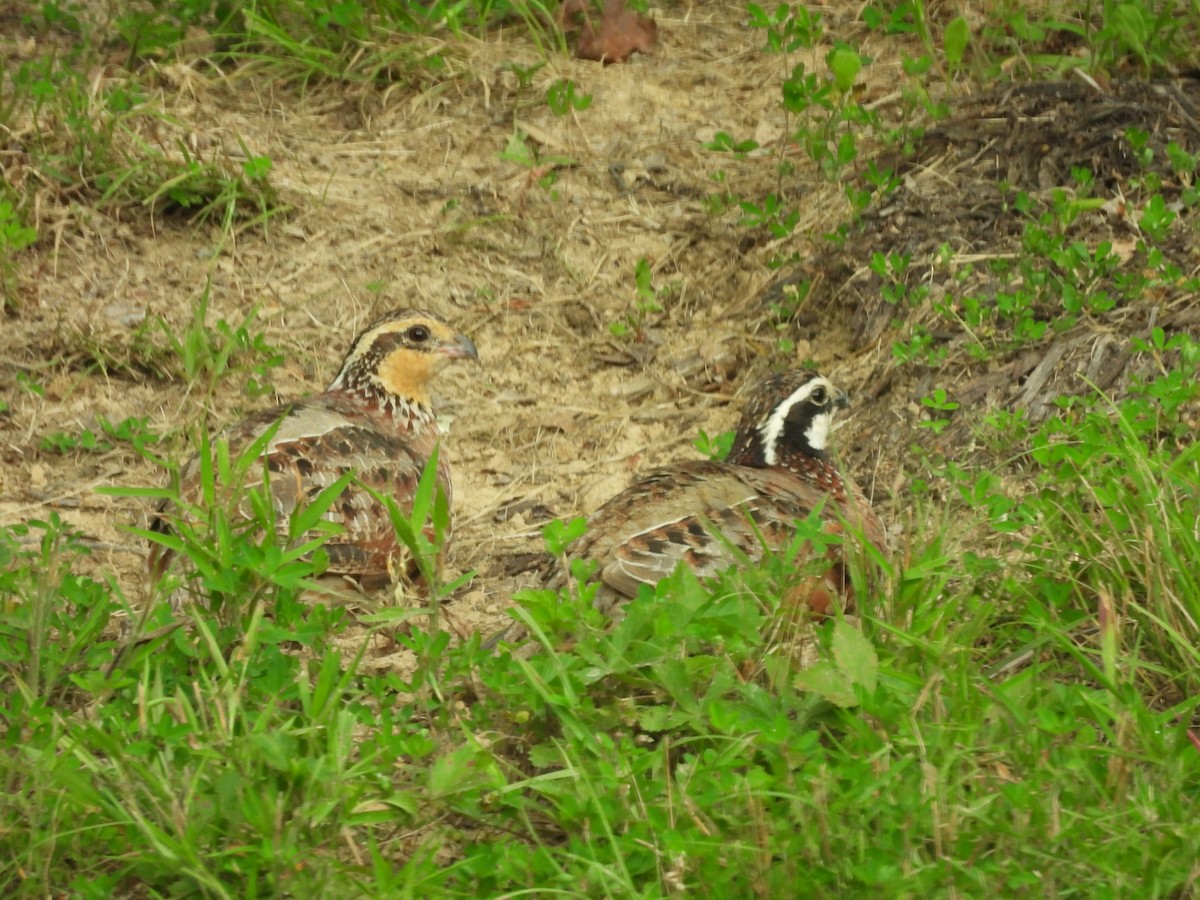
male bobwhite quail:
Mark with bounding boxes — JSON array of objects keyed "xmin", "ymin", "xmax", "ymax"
[
  {"xmin": 148, "ymin": 307, "xmax": 478, "ymax": 587},
  {"xmin": 543, "ymin": 370, "xmax": 885, "ymax": 624}
]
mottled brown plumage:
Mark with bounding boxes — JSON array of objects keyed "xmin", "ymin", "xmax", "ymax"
[
  {"xmin": 149, "ymin": 308, "xmax": 478, "ymax": 584},
  {"xmin": 556, "ymin": 370, "xmax": 885, "ymax": 617}
]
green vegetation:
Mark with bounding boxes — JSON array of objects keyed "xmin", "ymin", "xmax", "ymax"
[
  {"xmin": 0, "ymin": 199, "xmax": 37, "ymax": 309},
  {"xmin": 609, "ymin": 256, "xmax": 678, "ymax": 340},
  {"xmin": 44, "ymin": 301, "xmax": 283, "ymax": 404},
  {"xmin": 3, "ymin": 0, "xmax": 1200, "ymax": 895},
  {"xmin": 158, "ymin": 291, "xmax": 286, "ymax": 399},
  {"xmin": 10, "ymin": 54, "xmax": 279, "ymax": 225},
  {"xmin": 39, "ymin": 416, "xmax": 163, "ymax": 456},
  {"xmin": 5, "ymin": 369, "xmax": 1199, "ymax": 893},
  {"xmin": 497, "ymin": 129, "xmax": 577, "ymax": 196},
  {"xmin": 546, "ymin": 77, "xmax": 593, "ymax": 116}
]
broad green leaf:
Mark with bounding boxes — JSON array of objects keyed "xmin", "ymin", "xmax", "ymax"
[
  {"xmin": 636, "ymin": 705, "xmax": 692, "ymax": 731},
  {"xmin": 544, "ymin": 516, "xmax": 587, "ymax": 555},
  {"xmin": 499, "ymin": 131, "xmax": 535, "ymax": 167},
  {"xmin": 827, "ymin": 48, "xmax": 861, "ymax": 93},
  {"xmin": 794, "ymin": 660, "xmax": 857, "ymax": 707},
  {"xmin": 832, "ymin": 620, "xmax": 878, "ymax": 692},
  {"xmin": 944, "ymin": 16, "xmax": 970, "ymax": 69},
  {"xmin": 428, "ymin": 744, "xmax": 505, "ymax": 799}
]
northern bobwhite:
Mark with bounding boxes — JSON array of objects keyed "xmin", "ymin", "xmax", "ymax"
[
  {"xmin": 149, "ymin": 308, "xmax": 478, "ymax": 586},
  {"xmin": 552, "ymin": 370, "xmax": 885, "ymax": 618}
]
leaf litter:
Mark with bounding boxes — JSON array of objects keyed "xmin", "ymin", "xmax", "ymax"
[{"xmin": 560, "ymin": 0, "xmax": 658, "ymax": 64}]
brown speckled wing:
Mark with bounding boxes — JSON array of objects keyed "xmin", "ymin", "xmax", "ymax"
[
  {"xmin": 157, "ymin": 396, "xmax": 448, "ymax": 580},
  {"xmin": 259, "ymin": 423, "xmax": 443, "ymax": 577},
  {"xmin": 571, "ymin": 459, "xmax": 883, "ymax": 614},
  {"xmin": 574, "ymin": 462, "xmax": 754, "ymax": 595},
  {"xmin": 835, "ymin": 471, "xmax": 886, "ymax": 557}
]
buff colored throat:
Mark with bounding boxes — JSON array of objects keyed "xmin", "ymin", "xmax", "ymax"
[{"xmin": 376, "ymin": 347, "xmax": 440, "ymax": 406}]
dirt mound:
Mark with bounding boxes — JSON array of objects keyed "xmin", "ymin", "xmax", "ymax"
[{"xmin": 771, "ymin": 77, "xmax": 1200, "ymax": 483}]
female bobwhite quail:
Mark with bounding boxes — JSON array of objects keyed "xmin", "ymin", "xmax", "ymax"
[
  {"xmin": 553, "ymin": 370, "xmax": 885, "ymax": 619},
  {"xmin": 149, "ymin": 307, "xmax": 478, "ymax": 587}
]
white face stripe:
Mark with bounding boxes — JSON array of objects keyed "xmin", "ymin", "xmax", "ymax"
[{"xmin": 758, "ymin": 377, "xmax": 835, "ymax": 464}]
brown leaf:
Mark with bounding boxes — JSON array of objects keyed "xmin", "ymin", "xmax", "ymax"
[{"xmin": 560, "ymin": 0, "xmax": 658, "ymax": 65}]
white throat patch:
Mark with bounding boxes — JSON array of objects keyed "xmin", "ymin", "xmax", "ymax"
[
  {"xmin": 804, "ymin": 411, "xmax": 832, "ymax": 453},
  {"xmin": 758, "ymin": 377, "xmax": 835, "ymax": 465}
]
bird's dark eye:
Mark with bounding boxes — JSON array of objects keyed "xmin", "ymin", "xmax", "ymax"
[
  {"xmin": 810, "ymin": 385, "xmax": 828, "ymax": 405},
  {"xmin": 406, "ymin": 325, "xmax": 430, "ymax": 343}
]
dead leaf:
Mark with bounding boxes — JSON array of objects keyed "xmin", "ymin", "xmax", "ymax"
[{"xmin": 560, "ymin": 0, "xmax": 658, "ymax": 65}]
